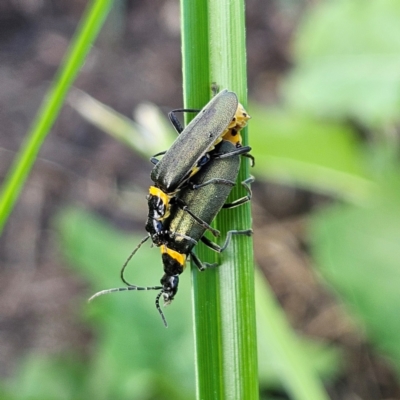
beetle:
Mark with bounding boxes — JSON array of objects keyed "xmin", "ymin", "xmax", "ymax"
[
  {"xmin": 151, "ymin": 90, "xmax": 247, "ymax": 192},
  {"xmin": 156, "ymin": 139, "xmax": 253, "ymax": 306},
  {"xmin": 146, "ymin": 90, "xmax": 252, "ymax": 245},
  {"xmin": 89, "ymin": 140, "xmax": 253, "ymax": 327}
]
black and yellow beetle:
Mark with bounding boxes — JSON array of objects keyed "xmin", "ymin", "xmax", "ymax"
[
  {"xmin": 145, "ymin": 90, "xmax": 252, "ymax": 242},
  {"xmin": 155, "ymin": 139, "xmax": 253, "ymax": 309},
  {"xmin": 90, "ymin": 140, "xmax": 253, "ymax": 326}
]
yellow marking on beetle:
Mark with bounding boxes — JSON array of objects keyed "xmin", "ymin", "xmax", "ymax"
[
  {"xmin": 149, "ymin": 186, "xmax": 173, "ymax": 219},
  {"xmin": 199, "ymin": 103, "xmax": 251, "ymax": 154},
  {"xmin": 161, "ymin": 245, "xmax": 187, "ymax": 269},
  {"xmin": 188, "ymin": 164, "xmax": 201, "ymax": 179},
  {"xmin": 222, "ymin": 103, "xmax": 251, "ymax": 146}
]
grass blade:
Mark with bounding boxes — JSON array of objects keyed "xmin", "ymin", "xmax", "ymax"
[
  {"xmin": 181, "ymin": 0, "xmax": 258, "ymax": 398},
  {"xmin": 0, "ymin": 0, "xmax": 112, "ymax": 234}
]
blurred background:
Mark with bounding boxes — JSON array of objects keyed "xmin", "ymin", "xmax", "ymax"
[{"xmin": 1, "ymin": 0, "xmax": 400, "ymax": 399}]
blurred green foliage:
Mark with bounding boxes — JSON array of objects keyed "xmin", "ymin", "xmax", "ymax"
[
  {"xmin": 283, "ymin": 0, "xmax": 400, "ymax": 128},
  {"xmin": 253, "ymin": 0, "xmax": 400, "ymax": 382},
  {"xmin": 311, "ymin": 172, "xmax": 400, "ymax": 373},
  {"xmin": 2, "ymin": 208, "xmax": 196, "ymax": 400},
  {"xmin": 249, "ymin": 106, "xmax": 371, "ymax": 202},
  {"xmin": 3, "ymin": 0, "xmax": 400, "ymax": 397}
]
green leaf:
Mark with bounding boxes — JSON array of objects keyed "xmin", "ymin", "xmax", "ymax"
[
  {"xmin": 310, "ymin": 171, "xmax": 400, "ymax": 373},
  {"xmin": 283, "ymin": 0, "xmax": 400, "ymax": 127},
  {"xmin": 7, "ymin": 355, "xmax": 85, "ymax": 400},
  {"xmin": 249, "ymin": 105, "xmax": 372, "ymax": 203},
  {"xmin": 67, "ymin": 89, "xmax": 176, "ymax": 158},
  {"xmin": 55, "ymin": 208, "xmax": 195, "ymax": 400},
  {"xmin": 256, "ymin": 269, "xmax": 340, "ymax": 398}
]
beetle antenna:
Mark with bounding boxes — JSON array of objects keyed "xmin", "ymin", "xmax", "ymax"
[
  {"xmin": 88, "ymin": 284, "xmax": 163, "ymax": 302},
  {"xmin": 120, "ymin": 235, "xmax": 151, "ymax": 286},
  {"xmin": 89, "ymin": 285, "xmax": 167, "ymax": 326},
  {"xmin": 155, "ymin": 291, "xmax": 168, "ymax": 328}
]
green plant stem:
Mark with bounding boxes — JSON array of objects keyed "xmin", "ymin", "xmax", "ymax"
[
  {"xmin": 0, "ymin": 0, "xmax": 112, "ymax": 234},
  {"xmin": 181, "ymin": 0, "xmax": 258, "ymax": 399}
]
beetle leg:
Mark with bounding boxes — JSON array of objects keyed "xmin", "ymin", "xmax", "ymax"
[
  {"xmin": 200, "ymin": 229, "xmax": 253, "ymax": 253},
  {"xmin": 190, "ymin": 251, "xmax": 218, "ymax": 271},
  {"xmin": 168, "ymin": 108, "xmax": 201, "ymax": 134},
  {"xmin": 223, "ymin": 176, "xmax": 254, "ymax": 209}
]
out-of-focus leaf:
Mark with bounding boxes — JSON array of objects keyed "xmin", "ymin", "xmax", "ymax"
[
  {"xmin": 8, "ymin": 355, "xmax": 85, "ymax": 400},
  {"xmin": 55, "ymin": 208, "xmax": 195, "ymax": 400},
  {"xmin": 249, "ymin": 105, "xmax": 373, "ymax": 203},
  {"xmin": 283, "ymin": 0, "xmax": 400, "ymax": 127},
  {"xmin": 310, "ymin": 171, "xmax": 400, "ymax": 373},
  {"xmin": 256, "ymin": 268, "xmax": 341, "ymax": 393},
  {"xmin": 67, "ymin": 88, "xmax": 176, "ymax": 158}
]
